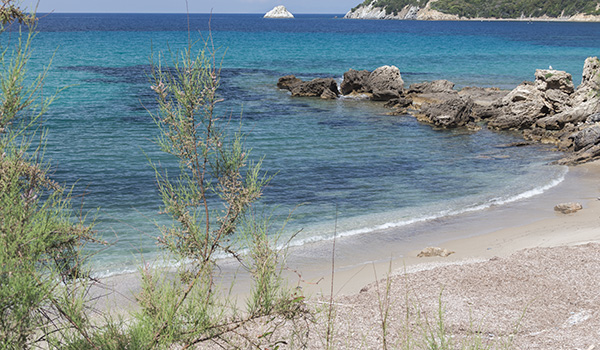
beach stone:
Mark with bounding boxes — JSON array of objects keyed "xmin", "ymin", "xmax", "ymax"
[
  {"xmin": 407, "ymin": 80, "xmax": 455, "ymax": 94},
  {"xmin": 554, "ymin": 202, "xmax": 583, "ymax": 214},
  {"xmin": 417, "ymin": 247, "xmax": 455, "ymax": 258},
  {"xmin": 340, "ymin": 69, "xmax": 371, "ymax": 95},
  {"xmin": 277, "ymin": 75, "xmax": 302, "ymax": 90},
  {"xmin": 289, "ymin": 78, "xmax": 339, "ymax": 98},
  {"xmin": 418, "ymin": 96, "xmax": 474, "ymax": 128},
  {"xmin": 366, "ymin": 65, "xmax": 404, "ymax": 101}
]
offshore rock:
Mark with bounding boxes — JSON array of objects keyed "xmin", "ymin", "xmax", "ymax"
[
  {"xmin": 264, "ymin": 5, "xmax": 294, "ymax": 18},
  {"xmin": 366, "ymin": 65, "xmax": 404, "ymax": 101},
  {"xmin": 290, "ymin": 78, "xmax": 339, "ymax": 98},
  {"xmin": 277, "ymin": 75, "xmax": 302, "ymax": 90},
  {"xmin": 340, "ymin": 69, "xmax": 371, "ymax": 95},
  {"xmin": 277, "ymin": 75, "xmax": 339, "ymax": 98}
]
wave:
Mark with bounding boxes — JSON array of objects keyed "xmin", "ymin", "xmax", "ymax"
[{"xmin": 287, "ymin": 165, "xmax": 568, "ymax": 247}]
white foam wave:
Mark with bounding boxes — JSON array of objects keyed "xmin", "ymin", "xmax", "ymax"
[{"xmin": 287, "ymin": 166, "xmax": 568, "ymax": 247}]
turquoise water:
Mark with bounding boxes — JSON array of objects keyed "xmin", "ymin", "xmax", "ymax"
[{"xmin": 21, "ymin": 14, "xmax": 599, "ymax": 274}]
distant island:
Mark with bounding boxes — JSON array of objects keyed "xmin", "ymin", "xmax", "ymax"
[{"xmin": 345, "ymin": 0, "xmax": 600, "ymax": 21}]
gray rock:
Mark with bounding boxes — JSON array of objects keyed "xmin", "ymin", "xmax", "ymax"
[
  {"xmin": 536, "ymin": 106, "xmax": 592, "ymax": 130},
  {"xmin": 277, "ymin": 75, "xmax": 302, "ymax": 90},
  {"xmin": 487, "ymin": 82, "xmax": 550, "ymax": 130},
  {"xmin": 534, "ymin": 69, "xmax": 574, "ymax": 94},
  {"xmin": 289, "ymin": 78, "xmax": 339, "ymax": 98},
  {"xmin": 571, "ymin": 57, "xmax": 600, "ymax": 106},
  {"xmin": 320, "ymin": 88, "xmax": 338, "ymax": 100},
  {"xmin": 384, "ymin": 97, "xmax": 412, "ymax": 109},
  {"xmin": 586, "ymin": 113, "xmax": 600, "ymax": 124},
  {"xmin": 372, "ymin": 89, "xmax": 401, "ymax": 101},
  {"xmin": 408, "ymin": 80, "xmax": 455, "ymax": 94},
  {"xmin": 419, "ymin": 96, "xmax": 474, "ymax": 128},
  {"xmin": 554, "ymin": 202, "xmax": 583, "ymax": 214},
  {"xmin": 571, "ymin": 124, "xmax": 600, "ymax": 151},
  {"xmin": 366, "ymin": 65, "xmax": 404, "ymax": 101},
  {"xmin": 544, "ymin": 89, "xmax": 571, "ymax": 113},
  {"xmin": 340, "ymin": 69, "xmax": 370, "ymax": 95}
]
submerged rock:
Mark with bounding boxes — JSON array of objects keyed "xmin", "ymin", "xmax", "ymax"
[{"xmin": 264, "ymin": 5, "xmax": 294, "ymax": 18}]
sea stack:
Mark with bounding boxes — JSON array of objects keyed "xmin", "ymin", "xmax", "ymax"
[{"xmin": 264, "ymin": 5, "xmax": 294, "ymax": 18}]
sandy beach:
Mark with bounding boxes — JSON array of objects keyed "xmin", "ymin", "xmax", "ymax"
[{"xmin": 92, "ymin": 160, "xmax": 600, "ymax": 348}]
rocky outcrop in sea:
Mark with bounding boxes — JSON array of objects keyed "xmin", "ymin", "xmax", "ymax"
[
  {"xmin": 264, "ymin": 5, "xmax": 294, "ymax": 19},
  {"xmin": 277, "ymin": 57, "xmax": 600, "ymax": 165}
]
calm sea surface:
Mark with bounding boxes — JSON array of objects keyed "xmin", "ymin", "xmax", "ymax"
[{"xmin": 20, "ymin": 14, "xmax": 600, "ymax": 274}]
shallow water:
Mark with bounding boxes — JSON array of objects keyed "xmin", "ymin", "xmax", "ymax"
[{"xmin": 20, "ymin": 14, "xmax": 600, "ymax": 274}]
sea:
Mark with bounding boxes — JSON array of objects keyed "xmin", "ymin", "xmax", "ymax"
[{"xmin": 17, "ymin": 13, "xmax": 600, "ymax": 276}]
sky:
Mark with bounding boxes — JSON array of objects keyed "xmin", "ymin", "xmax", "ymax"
[{"xmin": 22, "ymin": 0, "xmax": 360, "ymax": 14}]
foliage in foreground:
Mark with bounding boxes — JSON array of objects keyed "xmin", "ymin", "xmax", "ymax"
[{"xmin": 0, "ymin": 4, "xmax": 97, "ymax": 349}]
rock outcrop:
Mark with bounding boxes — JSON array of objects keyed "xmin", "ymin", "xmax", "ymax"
[
  {"xmin": 277, "ymin": 56, "xmax": 600, "ymax": 164},
  {"xmin": 484, "ymin": 57, "xmax": 600, "ymax": 164},
  {"xmin": 339, "ymin": 66, "xmax": 404, "ymax": 101},
  {"xmin": 417, "ymin": 96, "xmax": 475, "ymax": 128},
  {"xmin": 340, "ymin": 69, "xmax": 371, "ymax": 95},
  {"xmin": 277, "ymin": 75, "xmax": 339, "ymax": 99},
  {"xmin": 264, "ymin": 5, "xmax": 294, "ymax": 19},
  {"xmin": 367, "ymin": 65, "xmax": 404, "ymax": 101}
]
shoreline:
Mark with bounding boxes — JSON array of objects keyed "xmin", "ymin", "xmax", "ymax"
[
  {"xmin": 288, "ymin": 160, "xmax": 600, "ymax": 297},
  {"xmin": 93, "ymin": 159, "xmax": 600, "ymax": 313}
]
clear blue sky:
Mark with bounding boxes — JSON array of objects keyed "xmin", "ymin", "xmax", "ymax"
[{"xmin": 22, "ymin": 0, "xmax": 359, "ymax": 14}]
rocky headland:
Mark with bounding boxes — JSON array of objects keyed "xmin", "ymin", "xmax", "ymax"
[
  {"xmin": 345, "ymin": 0, "xmax": 600, "ymax": 22},
  {"xmin": 277, "ymin": 57, "xmax": 600, "ymax": 165},
  {"xmin": 264, "ymin": 5, "xmax": 294, "ymax": 19}
]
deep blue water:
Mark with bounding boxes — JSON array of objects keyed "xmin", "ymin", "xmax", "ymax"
[{"xmin": 14, "ymin": 14, "xmax": 599, "ymax": 274}]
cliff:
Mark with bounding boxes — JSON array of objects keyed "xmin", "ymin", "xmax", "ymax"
[{"xmin": 345, "ymin": 0, "xmax": 600, "ymax": 21}]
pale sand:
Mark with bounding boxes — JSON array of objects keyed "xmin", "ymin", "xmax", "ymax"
[{"xmin": 90, "ymin": 161, "xmax": 600, "ymax": 347}]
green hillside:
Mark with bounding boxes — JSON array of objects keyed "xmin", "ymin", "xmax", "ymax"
[{"xmin": 355, "ymin": 0, "xmax": 600, "ymax": 17}]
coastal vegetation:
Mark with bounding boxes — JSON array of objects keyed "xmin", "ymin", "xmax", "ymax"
[
  {"xmin": 0, "ymin": 4, "xmax": 98, "ymax": 348},
  {"xmin": 353, "ymin": 0, "xmax": 600, "ymax": 17}
]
